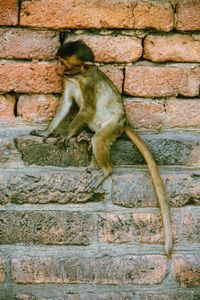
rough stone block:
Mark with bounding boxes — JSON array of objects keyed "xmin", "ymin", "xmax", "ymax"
[{"xmin": 12, "ymin": 255, "xmax": 167, "ymax": 284}]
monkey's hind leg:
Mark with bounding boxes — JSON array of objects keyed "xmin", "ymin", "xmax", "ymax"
[{"xmin": 85, "ymin": 122, "xmax": 122, "ymax": 192}]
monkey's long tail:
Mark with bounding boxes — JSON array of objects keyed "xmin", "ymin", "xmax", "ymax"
[{"xmin": 125, "ymin": 127, "xmax": 173, "ymax": 258}]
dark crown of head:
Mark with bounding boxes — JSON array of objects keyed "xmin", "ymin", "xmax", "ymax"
[{"xmin": 57, "ymin": 40, "xmax": 95, "ymax": 62}]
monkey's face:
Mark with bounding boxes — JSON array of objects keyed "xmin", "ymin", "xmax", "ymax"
[{"xmin": 57, "ymin": 55, "xmax": 83, "ymax": 72}]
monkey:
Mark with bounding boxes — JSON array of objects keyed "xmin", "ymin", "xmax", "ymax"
[{"xmin": 30, "ymin": 40, "xmax": 172, "ymax": 257}]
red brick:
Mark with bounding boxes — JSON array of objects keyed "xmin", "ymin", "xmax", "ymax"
[
  {"xmin": 17, "ymin": 94, "xmax": 60, "ymax": 123},
  {"xmin": 133, "ymin": 0, "xmax": 174, "ymax": 31},
  {"xmin": 99, "ymin": 212, "xmax": 163, "ymax": 244},
  {"xmin": 65, "ymin": 34, "xmax": 142, "ymax": 63},
  {"xmin": 20, "ymin": 0, "xmax": 173, "ymax": 31},
  {"xmin": 124, "ymin": 65, "xmax": 200, "ymax": 98},
  {"xmin": 12, "ymin": 255, "xmax": 167, "ymax": 284},
  {"xmin": 0, "ymin": 257, "xmax": 5, "ymax": 282},
  {"xmin": 0, "ymin": 61, "xmax": 62, "ymax": 94},
  {"xmin": 144, "ymin": 34, "xmax": 200, "ymax": 62},
  {"xmin": 176, "ymin": 0, "xmax": 200, "ymax": 31},
  {"xmin": 0, "ymin": 28, "xmax": 60, "ymax": 60},
  {"xmin": 183, "ymin": 211, "xmax": 200, "ymax": 243},
  {"xmin": 0, "ymin": 94, "xmax": 16, "ymax": 123},
  {"xmin": 0, "ymin": 0, "xmax": 18, "ymax": 25},
  {"xmin": 166, "ymin": 97, "xmax": 200, "ymax": 128},
  {"xmin": 124, "ymin": 99, "xmax": 165, "ymax": 129},
  {"xmin": 99, "ymin": 66, "xmax": 123, "ymax": 92},
  {"xmin": 173, "ymin": 255, "xmax": 200, "ymax": 287}
]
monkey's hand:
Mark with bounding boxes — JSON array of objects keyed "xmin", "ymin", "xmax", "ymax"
[{"xmin": 30, "ymin": 129, "xmax": 50, "ymax": 142}]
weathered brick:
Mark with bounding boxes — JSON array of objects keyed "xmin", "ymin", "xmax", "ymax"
[
  {"xmin": 0, "ymin": 257, "xmax": 5, "ymax": 282},
  {"xmin": 0, "ymin": 211, "xmax": 93, "ymax": 245},
  {"xmin": 20, "ymin": 0, "xmax": 173, "ymax": 31},
  {"xmin": 183, "ymin": 211, "xmax": 200, "ymax": 243},
  {"xmin": 98, "ymin": 212, "xmax": 163, "ymax": 244},
  {"xmin": 176, "ymin": 0, "xmax": 200, "ymax": 31},
  {"xmin": 142, "ymin": 291, "xmax": 200, "ymax": 300},
  {"xmin": 16, "ymin": 132, "xmax": 200, "ymax": 167},
  {"xmin": 0, "ymin": 138, "xmax": 19, "ymax": 169},
  {"xmin": 17, "ymin": 95, "xmax": 60, "ymax": 123},
  {"xmin": 133, "ymin": 0, "xmax": 174, "ymax": 31},
  {"xmin": 0, "ymin": 28, "xmax": 60, "ymax": 60},
  {"xmin": 0, "ymin": 62, "xmax": 122, "ymax": 94},
  {"xmin": 112, "ymin": 170, "xmax": 200, "ymax": 208},
  {"xmin": 166, "ymin": 98, "xmax": 200, "ymax": 128},
  {"xmin": 0, "ymin": 169, "xmax": 105, "ymax": 204},
  {"xmin": 144, "ymin": 34, "xmax": 200, "ymax": 62},
  {"xmin": 0, "ymin": 94, "xmax": 16, "ymax": 123},
  {"xmin": 12, "ymin": 255, "xmax": 167, "ymax": 284},
  {"xmin": 15, "ymin": 293, "xmax": 133, "ymax": 300},
  {"xmin": 173, "ymin": 255, "xmax": 200, "ymax": 287},
  {"xmin": 65, "ymin": 34, "xmax": 142, "ymax": 63},
  {"xmin": 124, "ymin": 99, "xmax": 165, "ymax": 129},
  {"xmin": 124, "ymin": 65, "xmax": 200, "ymax": 97},
  {"xmin": 0, "ymin": 0, "xmax": 18, "ymax": 25},
  {"xmin": 15, "ymin": 135, "xmax": 91, "ymax": 168},
  {"xmin": 0, "ymin": 61, "xmax": 62, "ymax": 94},
  {"xmin": 13, "ymin": 291, "xmax": 200, "ymax": 300}
]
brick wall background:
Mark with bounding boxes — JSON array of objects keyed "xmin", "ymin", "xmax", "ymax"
[{"xmin": 0, "ymin": 0, "xmax": 200, "ymax": 299}]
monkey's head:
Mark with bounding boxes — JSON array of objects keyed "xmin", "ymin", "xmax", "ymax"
[{"xmin": 57, "ymin": 40, "xmax": 95, "ymax": 72}]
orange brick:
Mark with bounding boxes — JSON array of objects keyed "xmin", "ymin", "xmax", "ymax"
[
  {"xmin": 20, "ymin": 0, "xmax": 173, "ymax": 31},
  {"xmin": 0, "ymin": 28, "xmax": 60, "ymax": 60},
  {"xmin": 166, "ymin": 98, "xmax": 200, "ymax": 128},
  {"xmin": 176, "ymin": 0, "xmax": 200, "ymax": 31},
  {"xmin": 17, "ymin": 95, "xmax": 60, "ymax": 123},
  {"xmin": 0, "ymin": 61, "xmax": 62, "ymax": 94},
  {"xmin": 0, "ymin": 94, "xmax": 16, "ymax": 123},
  {"xmin": 99, "ymin": 66, "xmax": 123, "ymax": 92},
  {"xmin": 134, "ymin": 0, "xmax": 174, "ymax": 31},
  {"xmin": 124, "ymin": 65, "xmax": 200, "ymax": 98},
  {"xmin": 144, "ymin": 34, "xmax": 200, "ymax": 62},
  {"xmin": 0, "ymin": 61, "xmax": 122, "ymax": 94},
  {"xmin": 124, "ymin": 99, "xmax": 165, "ymax": 129},
  {"xmin": 0, "ymin": 0, "xmax": 18, "ymax": 25},
  {"xmin": 65, "ymin": 34, "xmax": 142, "ymax": 63}
]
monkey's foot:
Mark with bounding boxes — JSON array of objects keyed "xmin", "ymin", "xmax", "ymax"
[{"xmin": 85, "ymin": 172, "xmax": 108, "ymax": 192}]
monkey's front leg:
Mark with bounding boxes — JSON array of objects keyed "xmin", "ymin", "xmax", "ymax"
[
  {"xmin": 57, "ymin": 111, "xmax": 89, "ymax": 148},
  {"xmin": 31, "ymin": 84, "xmax": 73, "ymax": 141}
]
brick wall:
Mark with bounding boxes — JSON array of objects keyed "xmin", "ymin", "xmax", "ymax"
[{"xmin": 0, "ymin": 0, "xmax": 200, "ymax": 299}]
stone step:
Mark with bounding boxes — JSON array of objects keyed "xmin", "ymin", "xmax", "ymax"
[
  {"xmin": 0, "ymin": 130, "xmax": 200, "ymax": 167},
  {"xmin": 0, "ymin": 166, "xmax": 199, "ymax": 207}
]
